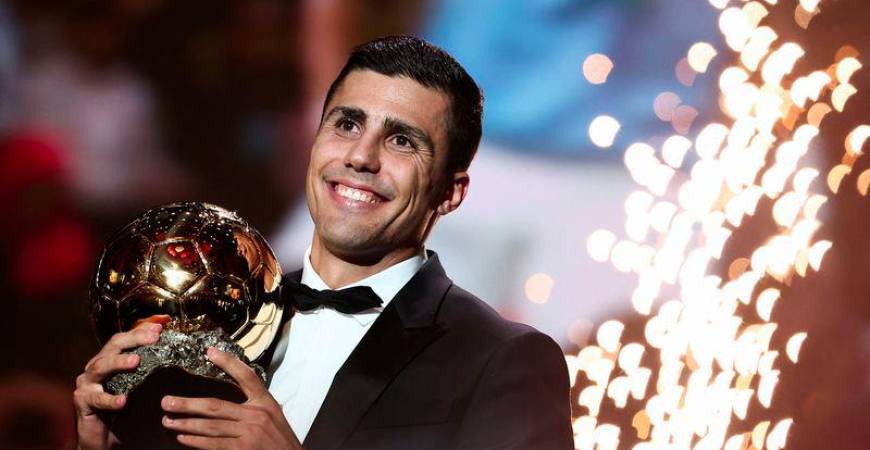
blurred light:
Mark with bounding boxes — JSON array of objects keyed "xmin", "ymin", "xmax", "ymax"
[
  {"xmin": 791, "ymin": 218, "xmax": 820, "ymax": 247},
  {"xmin": 568, "ymin": 318, "xmax": 595, "ymax": 346},
  {"xmin": 618, "ymin": 343, "xmax": 645, "ymax": 371},
  {"xmin": 845, "ymin": 124, "xmax": 870, "ymax": 156},
  {"xmin": 719, "ymin": 7, "xmax": 753, "ymax": 51},
  {"xmin": 524, "ymin": 273, "xmax": 554, "ymax": 304},
  {"xmin": 578, "ymin": 385, "xmax": 606, "ymax": 417},
  {"xmin": 757, "ymin": 370, "xmax": 779, "ymax": 407},
  {"xmin": 597, "ymin": 320, "xmax": 626, "ymax": 354},
  {"xmin": 653, "ymin": 92, "xmax": 682, "ymax": 121},
  {"xmin": 772, "ymin": 192, "xmax": 804, "ymax": 227},
  {"xmin": 786, "ymin": 332, "xmax": 808, "ymax": 363},
  {"xmin": 835, "ymin": 45, "xmax": 860, "ymax": 62},
  {"xmin": 589, "ymin": 115, "xmax": 621, "ymax": 148},
  {"xmin": 792, "ymin": 167, "xmax": 819, "ymax": 195},
  {"xmin": 740, "ymin": 26, "xmax": 777, "ymax": 71},
  {"xmin": 793, "ymin": 3, "xmax": 819, "ymax": 29},
  {"xmin": 791, "ymin": 71, "xmax": 830, "ymax": 107},
  {"xmin": 607, "ymin": 376, "xmax": 631, "ymax": 408},
  {"xmin": 857, "ymin": 170, "xmax": 870, "ymax": 196},
  {"xmin": 625, "ymin": 190, "xmax": 655, "ymax": 217},
  {"xmin": 583, "ymin": 53, "xmax": 615, "ymax": 85},
  {"xmin": 835, "ymin": 57, "xmax": 862, "ymax": 84},
  {"xmin": 826, "ymin": 164, "xmax": 851, "ymax": 194},
  {"xmin": 756, "ymin": 288, "xmax": 779, "ymax": 321},
  {"xmin": 696, "ymin": 123, "xmax": 729, "ymax": 159},
  {"xmin": 632, "ymin": 245, "xmax": 656, "ymax": 274},
  {"xmin": 572, "ymin": 1, "xmax": 864, "ymax": 447},
  {"xmin": 723, "ymin": 82, "xmax": 758, "ymax": 118},
  {"xmin": 807, "ymin": 102, "xmax": 832, "ymax": 127},
  {"xmin": 587, "ymin": 229, "xmax": 618, "ymax": 263},
  {"xmin": 612, "ymin": 240, "xmax": 640, "ymax": 273},
  {"xmin": 649, "ymin": 201, "xmax": 678, "ymax": 233},
  {"xmin": 662, "ymin": 135, "xmax": 693, "ymax": 168},
  {"xmin": 672, "ymin": 105, "xmax": 699, "ymax": 135},
  {"xmin": 632, "ymin": 411, "xmax": 652, "ymax": 441},
  {"xmin": 761, "ymin": 42, "xmax": 804, "ymax": 87},
  {"xmin": 719, "ymin": 66, "xmax": 749, "ymax": 91},
  {"xmin": 624, "ymin": 143, "xmax": 658, "ymax": 179},
  {"xmin": 766, "ymin": 418, "xmax": 793, "ymax": 450},
  {"xmin": 725, "ymin": 434, "xmax": 750, "ymax": 450},
  {"xmin": 798, "ymin": 0, "xmax": 820, "ymax": 11},
  {"xmin": 802, "ymin": 194, "xmax": 827, "ymax": 220},
  {"xmin": 752, "ymin": 421, "xmax": 770, "ymax": 450},
  {"xmin": 807, "ymin": 240, "xmax": 832, "ymax": 271},
  {"xmin": 688, "ymin": 42, "xmax": 718, "ymax": 73},
  {"xmin": 594, "ymin": 423, "xmax": 621, "ymax": 450},
  {"xmin": 573, "ymin": 416, "xmax": 597, "ymax": 450},
  {"xmin": 743, "ymin": 1, "xmax": 769, "ymax": 27},
  {"xmin": 831, "ymin": 83, "xmax": 857, "ymax": 112},
  {"xmin": 675, "ymin": 58, "xmax": 698, "ymax": 87}
]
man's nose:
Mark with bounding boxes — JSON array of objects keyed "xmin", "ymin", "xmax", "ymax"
[{"xmin": 344, "ymin": 135, "xmax": 382, "ymax": 173}]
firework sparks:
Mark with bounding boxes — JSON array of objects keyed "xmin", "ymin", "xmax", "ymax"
[{"xmin": 577, "ymin": 1, "xmax": 864, "ymax": 448}]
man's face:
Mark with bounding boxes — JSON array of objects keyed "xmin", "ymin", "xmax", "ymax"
[{"xmin": 306, "ymin": 69, "xmax": 455, "ymax": 261}]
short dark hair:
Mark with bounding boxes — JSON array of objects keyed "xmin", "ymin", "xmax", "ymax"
[{"xmin": 323, "ymin": 35, "xmax": 483, "ymax": 174}]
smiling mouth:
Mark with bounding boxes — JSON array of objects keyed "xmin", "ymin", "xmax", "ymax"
[{"xmin": 329, "ymin": 182, "xmax": 386, "ymax": 204}]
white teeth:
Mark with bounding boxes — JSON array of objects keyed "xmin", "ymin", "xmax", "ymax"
[{"xmin": 335, "ymin": 184, "xmax": 379, "ymax": 204}]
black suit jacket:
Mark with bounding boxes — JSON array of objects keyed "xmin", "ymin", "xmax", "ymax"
[{"xmin": 261, "ymin": 252, "xmax": 573, "ymax": 450}]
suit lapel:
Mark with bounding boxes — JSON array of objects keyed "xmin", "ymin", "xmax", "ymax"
[{"xmin": 303, "ymin": 252, "xmax": 452, "ymax": 450}]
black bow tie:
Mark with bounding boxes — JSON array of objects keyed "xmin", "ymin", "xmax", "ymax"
[{"xmin": 281, "ymin": 278, "xmax": 383, "ymax": 314}]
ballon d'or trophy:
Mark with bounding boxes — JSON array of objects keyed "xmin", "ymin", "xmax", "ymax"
[{"xmin": 89, "ymin": 202, "xmax": 284, "ymax": 449}]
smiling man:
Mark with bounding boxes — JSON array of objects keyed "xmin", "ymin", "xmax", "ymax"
[{"xmin": 74, "ymin": 35, "xmax": 573, "ymax": 450}]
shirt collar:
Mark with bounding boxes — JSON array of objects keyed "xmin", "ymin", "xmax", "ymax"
[{"xmin": 300, "ymin": 247, "xmax": 427, "ymax": 326}]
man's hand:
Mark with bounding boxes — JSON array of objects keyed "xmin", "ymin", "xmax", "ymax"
[
  {"xmin": 74, "ymin": 322, "xmax": 163, "ymax": 450},
  {"xmin": 161, "ymin": 348, "xmax": 302, "ymax": 450}
]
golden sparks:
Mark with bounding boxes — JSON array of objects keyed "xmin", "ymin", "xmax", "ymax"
[{"xmin": 570, "ymin": 0, "xmax": 865, "ymax": 448}]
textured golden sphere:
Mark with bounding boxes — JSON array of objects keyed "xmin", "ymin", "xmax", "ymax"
[{"xmin": 89, "ymin": 202, "xmax": 283, "ymax": 361}]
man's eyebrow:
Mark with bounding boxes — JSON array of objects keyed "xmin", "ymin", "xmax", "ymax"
[
  {"xmin": 383, "ymin": 117, "xmax": 434, "ymax": 150},
  {"xmin": 324, "ymin": 106, "xmax": 367, "ymax": 124}
]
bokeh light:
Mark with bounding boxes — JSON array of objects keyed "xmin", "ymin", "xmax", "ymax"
[{"xmin": 583, "ymin": 53, "xmax": 615, "ymax": 85}]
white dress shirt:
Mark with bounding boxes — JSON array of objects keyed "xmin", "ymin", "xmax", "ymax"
[{"xmin": 267, "ymin": 247, "xmax": 426, "ymax": 442}]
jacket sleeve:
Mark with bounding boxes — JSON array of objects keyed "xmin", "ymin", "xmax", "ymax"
[{"xmin": 456, "ymin": 330, "xmax": 574, "ymax": 449}]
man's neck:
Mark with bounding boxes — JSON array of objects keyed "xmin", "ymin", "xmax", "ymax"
[{"xmin": 309, "ymin": 235, "xmax": 422, "ymax": 288}]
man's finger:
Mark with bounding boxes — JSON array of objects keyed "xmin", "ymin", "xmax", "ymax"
[
  {"xmin": 176, "ymin": 434, "xmax": 234, "ymax": 450},
  {"xmin": 104, "ymin": 324, "xmax": 162, "ymax": 353},
  {"xmin": 163, "ymin": 416, "xmax": 242, "ymax": 438},
  {"xmin": 84, "ymin": 354, "xmax": 140, "ymax": 382},
  {"xmin": 206, "ymin": 348, "xmax": 267, "ymax": 399},
  {"xmin": 161, "ymin": 396, "xmax": 244, "ymax": 420},
  {"xmin": 74, "ymin": 389, "xmax": 126, "ymax": 414}
]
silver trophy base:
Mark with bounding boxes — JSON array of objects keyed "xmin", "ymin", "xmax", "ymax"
[
  {"xmin": 105, "ymin": 329, "xmax": 264, "ymax": 396},
  {"xmin": 104, "ymin": 330, "xmax": 265, "ymax": 449}
]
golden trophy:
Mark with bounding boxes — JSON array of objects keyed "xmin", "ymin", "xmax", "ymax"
[{"xmin": 89, "ymin": 202, "xmax": 283, "ymax": 449}]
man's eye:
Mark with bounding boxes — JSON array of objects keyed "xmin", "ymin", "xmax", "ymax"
[
  {"xmin": 392, "ymin": 135, "xmax": 414, "ymax": 148},
  {"xmin": 336, "ymin": 119, "xmax": 359, "ymax": 134}
]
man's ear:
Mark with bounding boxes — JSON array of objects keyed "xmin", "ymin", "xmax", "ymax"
[{"xmin": 437, "ymin": 171, "xmax": 470, "ymax": 215}]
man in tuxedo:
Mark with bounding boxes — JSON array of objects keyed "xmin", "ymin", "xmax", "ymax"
[{"xmin": 74, "ymin": 35, "xmax": 573, "ymax": 449}]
